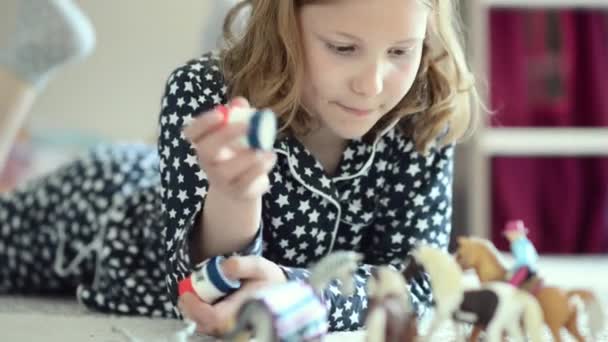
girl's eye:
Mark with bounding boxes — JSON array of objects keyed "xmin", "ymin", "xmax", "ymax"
[
  {"xmin": 389, "ymin": 48, "xmax": 415, "ymax": 58},
  {"xmin": 326, "ymin": 42, "xmax": 356, "ymax": 55}
]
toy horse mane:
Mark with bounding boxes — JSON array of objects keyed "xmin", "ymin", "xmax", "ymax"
[
  {"xmin": 412, "ymin": 246, "xmax": 464, "ymax": 301},
  {"xmin": 463, "ymin": 237, "xmax": 510, "ymax": 282},
  {"xmin": 369, "ymin": 267, "xmax": 411, "ymax": 305},
  {"xmin": 467, "ymin": 237, "xmax": 509, "ymax": 269},
  {"xmin": 308, "ymin": 251, "xmax": 362, "ymax": 295}
]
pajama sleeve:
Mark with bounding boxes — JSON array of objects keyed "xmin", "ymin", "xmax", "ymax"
[{"xmin": 157, "ymin": 53, "xmax": 263, "ymax": 312}]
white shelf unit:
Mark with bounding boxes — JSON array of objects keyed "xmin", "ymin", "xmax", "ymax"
[
  {"xmin": 480, "ymin": 128, "xmax": 608, "ymax": 156},
  {"xmin": 466, "ymin": 0, "xmax": 608, "ymax": 239},
  {"xmin": 482, "ymin": 0, "xmax": 608, "ymax": 8}
]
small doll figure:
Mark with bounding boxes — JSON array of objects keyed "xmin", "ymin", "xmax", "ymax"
[
  {"xmin": 503, "ymin": 220, "xmax": 539, "ymax": 287},
  {"xmin": 178, "ymin": 255, "xmax": 241, "ymax": 303}
]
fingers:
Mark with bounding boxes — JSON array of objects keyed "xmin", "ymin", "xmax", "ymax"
[
  {"xmin": 228, "ymin": 96, "xmax": 249, "ymax": 108},
  {"xmin": 231, "ymin": 152, "xmax": 275, "ymax": 192},
  {"xmin": 178, "ymin": 293, "xmax": 218, "ymax": 335},
  {"xmin": 232, "ymin": 161, "xmax": 273, "ymax": 198},
  {"xmin": 178, "ymin": 285, "xmax": 259, "ymax": 337},
  {"xmin": 207, "ymin": 150, "xmax": 273, "ymax": 186},
  {"xmin": 223, "ymin": 256, "xmax": 287, "ymax": 284},
  {"xmin": 213, "ymin": 282, "xmax": 269, "ymax": 326},
  {"xmin": 182, "ymin": 109, "xmax": 224, "ymax": 142},
  {"xmin": 204, "ymin": 149, "xmax": 276, "ymax": 200},
  {"xmin": 183, "ymin": 97, "xmax": 250, "ymax": 142},
  {"xmin": 201, "ymin": 150, "xmax": 275, "ymax": 201},
  {"xmin": 194, "ymin": 122, "xmax": 248, "ymax": 164},
  {"xmin": 181, "ymin": 97, "xmax": 276, "ymax": 201},
  {"xmin": 222, "ymin": 256, "xmax": 267, "ymax": 281}
]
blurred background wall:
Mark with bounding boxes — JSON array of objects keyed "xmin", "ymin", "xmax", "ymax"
[
  {"xmin": 23, "ymin": 0, "xmax": 220, "ymax": 142},
  {"xmin": 455, "ymin": 3, "xmax": 608, "ymax": 254},
  {"xmin": 0, "ymin": 0, "xmax": 238, "ymax": 187}
]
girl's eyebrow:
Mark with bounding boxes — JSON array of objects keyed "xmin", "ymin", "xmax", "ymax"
[{"xmin": 333, "ymin": 31, "xmax": 422, "ymax": 44}]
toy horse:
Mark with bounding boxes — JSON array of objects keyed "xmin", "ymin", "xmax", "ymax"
[
  {"xmin": 455, "ymin": 236, "xmax": 606, "ymax": 342},
  {"xmin": 366, "ymin": 266, "xmax": 418, "ymax": 342},
  {"xmin": 222, "ymin": 251, "xmax": 362, "ymax": 342},
  {"xmin": 410, "ymin": 245, "xmax": 544, "ymax": 342}
]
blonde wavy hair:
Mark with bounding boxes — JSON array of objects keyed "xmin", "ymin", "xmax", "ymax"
[{"xmin": 221, "ymin": 0, "xmax": 480, "ymax": 152}]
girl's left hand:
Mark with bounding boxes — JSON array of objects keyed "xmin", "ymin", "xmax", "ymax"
[{"xmin": 199, "ymin": 256, "xmax": 287, "ymax": 336}]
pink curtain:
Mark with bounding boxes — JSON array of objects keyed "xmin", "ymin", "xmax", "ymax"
[{"xmin": 489, "ymin": 9, "xmax": 608, "ymax": 253}]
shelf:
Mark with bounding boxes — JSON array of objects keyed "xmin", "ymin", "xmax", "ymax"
[
  {"xmin": 465, "ymin": 0, "xmax": 608, "ymax": 240},
  {"xmin": 478, "ymin": 127, "xmax": 608, "ymax": 156},
  {"xmin": 482, "ymin": 0, "xmax": 608, "ymax": 8}
]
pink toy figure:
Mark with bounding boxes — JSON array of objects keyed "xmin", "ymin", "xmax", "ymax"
[{"xmin": 503, "ymin": 220, "xmax": 538, "ymax": 287}]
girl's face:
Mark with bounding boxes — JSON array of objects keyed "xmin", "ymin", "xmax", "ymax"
[{"xmin": 297, "ymin": 0, "xmax": 430, "ymax": 140}]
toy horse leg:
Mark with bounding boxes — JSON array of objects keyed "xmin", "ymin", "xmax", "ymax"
[
  {"xmin": 483, "ymin": 323, "xmax": 502, "ymax": 342},
  {"xmin": 451, "ymin": 321, "xmax": 466, "ymax": 342},
  {"xmin": 549, "ymin": 326, "xmax": 562, "ymax": 342},
  {"xmin": 565, "ymin": 311, "xmax": 585, "ymax": 342},
  {"xmin": 504, "ymin": 320, "xmax": 524, "ymax": 342},
  {"xmin": 365, "ymin": 308, "xmax": 386, "ymax": 342},
  {"xmin": 424, "ymin": 315, "xmax": 444, "ymax": 341},
  {"xmin": 468, "ymin": 325, "xmax": 482, "ymax": 341},
  {"xmin": 231, "ymin": 332, "xmax": 252, "ymax": 342}
]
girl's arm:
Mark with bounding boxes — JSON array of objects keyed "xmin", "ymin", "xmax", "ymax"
[{"xmin": 158, "ymin": 53, "xmax": 263, "ymax": 308}]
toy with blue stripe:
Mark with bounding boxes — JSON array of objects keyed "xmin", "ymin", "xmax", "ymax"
[
  {"xmin": 216, "ymin": 104, "xmax": 277, "ymax": 151},
  {"xmin": 178, "ymin": 255, "xmax": 241, "ymax": 303}
]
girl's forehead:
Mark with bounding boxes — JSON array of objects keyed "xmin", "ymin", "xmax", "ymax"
[
  {"xmin": 299, "ymin": 0, "xmax": 429, "ymax": 39},
  {"xmin": 299, "ymin": 0, "xmax": 431, "ymax": 22},
  {"xmin": 304, "ymin": 0, "xmax": 432, "ymax": 5},
  {"xmin": 304, "ymin": 0, "xmax": 433, "ymax": 11}
]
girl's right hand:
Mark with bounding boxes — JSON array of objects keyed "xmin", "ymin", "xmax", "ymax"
[
  {"xmin": 178, "ymin": 293, "xmax": 225, "ymax": 336},
  {"xmin": 183, "ymin": 98, "xmax": 277, "ymax": 201}
]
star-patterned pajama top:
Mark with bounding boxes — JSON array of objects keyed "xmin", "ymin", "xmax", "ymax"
[
  {"xmin": 160, "ymin": 52, "xmax": 453, "ymax": 331},
  {"xmin": 0, "ymin": 51, "xmax": 453, "ymax": 332}
]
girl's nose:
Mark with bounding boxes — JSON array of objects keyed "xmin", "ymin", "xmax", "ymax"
[{"xmin": 351, "ymin": 61, "xmax": 384, "ymax": 98}]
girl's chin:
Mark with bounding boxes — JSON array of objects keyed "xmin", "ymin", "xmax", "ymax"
[{"xmin": 329, "ymin": 123, "xmax": 376, "ymax": 140}]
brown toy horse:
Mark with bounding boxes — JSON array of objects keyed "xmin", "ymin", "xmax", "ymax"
[
  {"xmin": 455, "ymin": 236, "xmax": 606, "ymax": 342},
  {"xmin": 366, "ymin": 266, "xmax": 418, "ymax": 342}
]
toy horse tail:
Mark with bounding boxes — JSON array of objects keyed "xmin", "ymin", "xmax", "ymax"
[
  {"xmin": 568, "ymin": 289, "xmax": 606, "ymax": 339},
  {"xmin": 521, "ymin": 292, "xmax": 544, "ymax": 342}
]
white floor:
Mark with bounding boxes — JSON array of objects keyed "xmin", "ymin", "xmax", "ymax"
[{"xmin": 0, "ymin": 256, "xmax": 606, "ymax": 341}]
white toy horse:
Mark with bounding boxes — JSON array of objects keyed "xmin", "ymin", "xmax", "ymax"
[{"xmin": 411, "ymin": 245, "xmax": 545, "ymax": 342}]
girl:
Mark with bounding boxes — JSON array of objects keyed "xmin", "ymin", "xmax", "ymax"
[{"xmin": 0, "ymin": 0, "xmax": 478, "ymax": 336}]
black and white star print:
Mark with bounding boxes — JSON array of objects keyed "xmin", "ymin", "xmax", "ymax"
[
  {"xmin": 159, "ymin": 52, "xmax": 453, "ymax": 331},
  {"xmin": 0, "ymin": 144, "xmax": 175, "ymax": 317},
  {"xmin": 0, "ymin": 51, "xmax": 453, "ymax": 332}
]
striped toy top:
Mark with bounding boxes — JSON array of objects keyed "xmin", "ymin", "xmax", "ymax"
[{"xmin": 252, "ymin": 281, "xmax": 328, "ymax": 341}]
